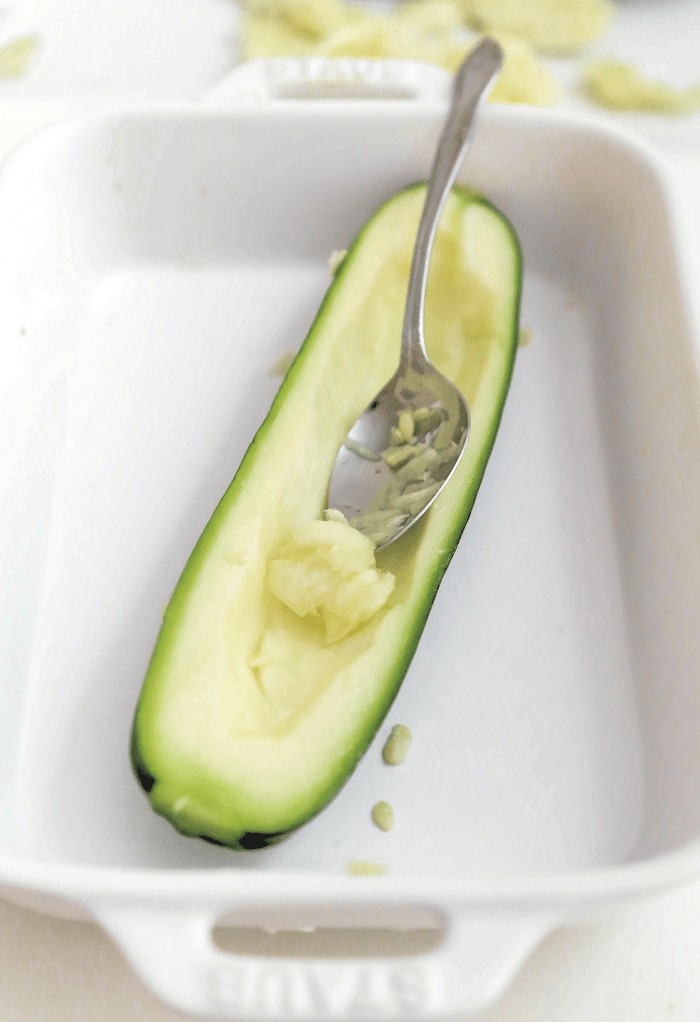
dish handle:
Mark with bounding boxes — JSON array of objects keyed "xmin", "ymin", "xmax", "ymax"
[
  {"xmin": 204, "ymin": 56, "xmax": 452, "ymax": 104},
  {"xmin": 91, "ymin": 898, "xmax": 555, "ymax": 1019}
]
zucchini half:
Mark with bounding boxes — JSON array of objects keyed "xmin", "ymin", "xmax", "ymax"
[{"xmin": 131, "ymin": 183, "xmax": 522, "ymax": 849}]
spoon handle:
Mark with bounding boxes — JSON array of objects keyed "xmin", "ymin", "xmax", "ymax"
[{"xmin": 400, "ymin": 38, "xmax": 503, "ymax": 370}]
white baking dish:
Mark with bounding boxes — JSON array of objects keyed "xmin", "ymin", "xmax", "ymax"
[{"xmin": 1, "ymin": 59, "xmax": 700, "ymax": 1020}]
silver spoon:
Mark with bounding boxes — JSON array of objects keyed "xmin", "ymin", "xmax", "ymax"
[{"xmin": 327, "ymin": 38, "xmax": 503, "ymax": 549}]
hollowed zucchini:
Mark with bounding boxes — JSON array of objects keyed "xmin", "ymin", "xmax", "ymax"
[{"xmin": 131, "ymin": 183, "xmax": 522, "ymax": 849}]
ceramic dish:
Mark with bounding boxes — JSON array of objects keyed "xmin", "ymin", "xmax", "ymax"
[{"xmin": 0, "ymin": 61, "xmax": 699, "ymax": 1019}]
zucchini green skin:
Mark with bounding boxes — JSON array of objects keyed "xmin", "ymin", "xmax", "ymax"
[{"xmin": 131, "ymin": 184, "xmax": 522, "ymax": 849}]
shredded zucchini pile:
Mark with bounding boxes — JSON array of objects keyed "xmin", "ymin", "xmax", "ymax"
[
  {"xmin": 236, "ymin": 0, "xmax": 700, "ymax": 116},
  {"xmin": 237, "ymin": 0, "xmax": 574, "ymax": 105}
]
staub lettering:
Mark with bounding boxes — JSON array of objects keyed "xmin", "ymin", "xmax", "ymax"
[{"xmin": 208, "ymin": 961, "xmax": 428, "ymax": 1017}]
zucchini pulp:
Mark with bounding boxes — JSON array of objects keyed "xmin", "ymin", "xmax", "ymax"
[{"xmin": 131, "ymin": 184, "xmax": 522, "ymax": 849}]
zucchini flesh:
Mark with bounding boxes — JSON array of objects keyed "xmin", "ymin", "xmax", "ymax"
[{"xmin": 131, "ymin": 184, "xmax": 522, "ymax": 849}]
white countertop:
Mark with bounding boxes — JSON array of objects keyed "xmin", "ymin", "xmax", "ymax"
[{"xmin": 2, "ymin": 1, "xmax": 700, "ymax": 1018}]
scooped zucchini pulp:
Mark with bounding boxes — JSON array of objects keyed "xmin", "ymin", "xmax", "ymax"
[{"xmin": 131, "ymin": 183, "xmax": 522, "ymax": 848}]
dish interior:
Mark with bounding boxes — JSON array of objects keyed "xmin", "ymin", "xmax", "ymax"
[{"xmin": 0, "ymin": 108, "xmax": 698, "ymax": 876}]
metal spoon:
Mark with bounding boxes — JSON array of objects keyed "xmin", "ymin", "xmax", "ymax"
[{"xmin": 327, "ymin": 38, "xmax": 503, "ymax": 549}]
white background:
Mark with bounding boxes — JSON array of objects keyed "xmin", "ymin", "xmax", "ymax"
[{"xmin": 1, "ymin": 0, "xmax": 700, "ymax": 1018}]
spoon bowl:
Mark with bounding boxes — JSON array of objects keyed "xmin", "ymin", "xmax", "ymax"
[
  {"xmin": 327, "ymin": 38, "xmax": 503, "ymax": 549},
  {"xmin": 327, "ymin": 355, "xmax": 470, "ymax": 548}
]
